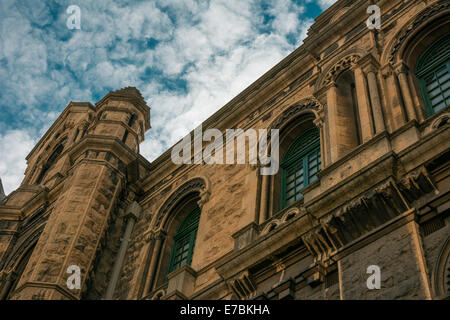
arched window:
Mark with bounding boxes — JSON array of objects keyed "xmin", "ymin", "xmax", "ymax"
[
  {"xmin": 416, "ymin": 34, "xmax": 450, "ymax": 116},
  {"xmin": 280, "ymin": 127, "xmax": 321, "ymax": 209},
  {"xmin": 2, "ymin": 244, "xmax": 35, "ymax": 300},
  {"xmin": 35, "ymin": 141, "xmax": 65, "ymax": 184},
  {"xmin": 167, "ymin": 205, "xmax": 201, "ymax": 274}
]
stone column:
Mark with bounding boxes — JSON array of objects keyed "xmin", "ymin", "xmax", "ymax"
[
  {"xmin": 314, "ymin": 114, "xmax": 327, "ymax": 168},
  {"xmin": 259, "ymin": 174, "xmax": 269, "ymax": 224},
  {"xmin": 326, "ymin": 83, "xmax": 339, "ymax": 163},
  {"xmin": 353, "ymin": 66, "xmax": 375, "ymax": 142},
  {"xmin": 382, "ymin": 66, "xmax": 407, "ymax": 130},
  {"xmin": 395, "ymin": 62, "xmax": 417, "ymax": 122},
  {"xmin": 143, "ymin": 231, "xmax": 165, "ymax": 295},
  {"xmin": 366, "ymin": 69, "xmax": 386, "ymax": 133}
]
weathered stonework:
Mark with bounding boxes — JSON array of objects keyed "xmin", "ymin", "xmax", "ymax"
[{"xmin": 1, "ymin": 0, "xmax": 449, "ymax": 300}]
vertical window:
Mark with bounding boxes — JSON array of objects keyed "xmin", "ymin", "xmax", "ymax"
[
  {"xmin": 167, "ymin": 206, "xmax": 201, "ymax": 274},
  {"xmin": 35, "ymin": 143, "xmax": 64, "ymax": 184},
  {"xmin": 128, "ymin": 114, "xmax": 137, "ymax": 128},
  {"xmin": 416, "ymin": 34, "xmax": 450, "ymax": 116},
  {"xmin": 122, "ymin": 130, "xmax": 129, "ymax": 143},
  {"xmin": 281, "ymin": 127, "xmax": 321, "ymax": 209}
]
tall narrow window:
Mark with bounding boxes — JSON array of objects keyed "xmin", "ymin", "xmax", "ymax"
[
  {"xmin": 36, "ymin": 143, "xmax": 64, "ymax": 184},
  {"xmin": 128, "ymin": 114, "xmax": 137, "ymax": 128},
  {"xmin": 416, "ymin": 34, "xmax": 450, "ymax": 116},
  {"xmin": 167, "ymin": 206, "xmax": 201, "ymax": 274},
  {"xmin": 280, "ymin": 127, "xmax": 321, "ymax": 209}
]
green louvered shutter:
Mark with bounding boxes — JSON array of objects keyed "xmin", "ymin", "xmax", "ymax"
[
  {"xmin": 281, "ymin": 127, "xmax": 321, "ymax": 209},
  {"xmin": 416, "ymin": 34, "xmax": 450, "ymax": 116},
  {"xmin": 168, "ymin": 206, "xmax": 201, "ymax": 274}
]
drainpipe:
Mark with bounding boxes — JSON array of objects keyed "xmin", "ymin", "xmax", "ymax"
[{"xmin": 105, "ymin": 201, "xmax": 141, "ymax": 300}]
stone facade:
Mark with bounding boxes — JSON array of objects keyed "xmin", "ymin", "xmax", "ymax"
[{"xmin": 0, "ymin": 0, "xmax": 449, "ymax": 300}]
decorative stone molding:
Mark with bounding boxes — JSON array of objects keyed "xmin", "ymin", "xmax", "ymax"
[
  {"xmin": 388, "ymin": 1, "xmax": 450, "ymax": 65},
  {"xmin": 301, "ymin": 173, "xmax": 437, "ymax": 263},
  {"xmin": 197, "ymin": 189, "xmax": 211, "ymax": 209},
  {"xmin": 270, "ymin": 97, "xmax": 323, "ymax": 131},
  {"xmin": 280, "ymin": 207, "xmax": 303, "ymax": 223},
  {"xmin": 261, "ymin": 220, "xmax": 282, "ymax": 236},
  {"xmin": 150, "ymin": 288, "xmax": 166, "ymax": 300},
  {"xmin": 397, "ymin": 167, "xmax": 438, "ymax": 203},
  {"xmin": 260, "ymin": 206, "xmax": 307, "ymax": 236},
  {"xmin": 426, "ymin": 113, "xmax": 450, "ymax": 134},
  {"xmin": 323, "ymin": 55, "xmax": 360, "ymax": 86},
  {"xmin": 393, "ymin": 61, "xmax": 410, "ymax": 76},
  {"xmin": 1, "ymin": 223, "xmax": 45, "ymax": 272},
  {"xmin": 153, "ymin": 177, "xmax": 208, "ymax": 230},
  {"xmin": 227, "ymin": 271, "xmax": 257, "ymax": 300}
]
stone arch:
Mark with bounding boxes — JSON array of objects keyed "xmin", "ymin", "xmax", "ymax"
[
  {"xmin": 425, "ymin": 112, "xmax": 450, "ymax": 135},
  {"xmin": 270, "ymin": 97, "xmax": 324, "ymax": 131},
  {"xmin": 281, "ymin": 206, "xmax": 302, "ymax": 223},
  {"xmin": 261, "ymin": 220, "xmax": 281, "ymax": 235},
  {"xmin": 382, "ymin": 1, "xmax": 450, "ymax": 66},
  {"xmin": 380, "ymin": 2, "xmax": 450, "ymax": 121},
  {"xmin": 315, "ymin": 47, "xmax": 368, "ymax": 90},
  {"xmin": 431, "ymin": 234, "xmax": 450, "ymax": 298},
  {"xmin": 152, "ymin": 176, "xmax": 210, "ymax": 232},
  {"xmin": 151, "ymin": 288, "xmax": 166, "ymax": 300},
  {"xmin": 261, "ymin": 97, "xmax": 325, "ymax": 217},
  {"xmin": 2, "ymin": 224, "xmax": 44, "ymax": 272},
  {"xmin": 150, "ymin": 176, "xmax": 210, "ymax": 289},
  {"xmin": 0, "ymin": 223, "xmax": 44, "ymax": 299}
]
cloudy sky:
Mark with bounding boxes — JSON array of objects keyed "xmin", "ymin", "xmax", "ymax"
[{"xmin": 0, "ymin": 0, "xmax": 336, "ymax": 195}]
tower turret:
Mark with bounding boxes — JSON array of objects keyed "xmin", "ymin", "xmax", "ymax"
[{"xmin": 7, "ymin": 88, "xmax": 150, "ymax": 300}]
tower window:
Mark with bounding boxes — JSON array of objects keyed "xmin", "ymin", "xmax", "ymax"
[
  {"xmin": 167, "ymin": 206, "xmax": 201, "ymax": 274},
  {"xmin": 122, "ymin": 130, "xmax": 129, "ymax": 143},
  {"xmin": 281, "ymin": 127, "xmax": 321, "ymax": 209},
  {"xmin": 128, "ymin": 114, "xmax": 137, "ymax": 128},
  {"xmin": 416, "ymin": 34, "xmax": 450, "ymax": 116},
  {"xmin": 36, "ymin": 143, "xmax": 65, "ymax": 184}
]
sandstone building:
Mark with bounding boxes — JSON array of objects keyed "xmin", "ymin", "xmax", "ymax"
[{"xmin": 0, "ymin": 0, "xmax": 449, "ymax": 300}]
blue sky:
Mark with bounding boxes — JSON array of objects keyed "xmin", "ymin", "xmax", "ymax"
[{"xmin": 0, "ymin": 0, "xmax": 336, "ymax": 194}]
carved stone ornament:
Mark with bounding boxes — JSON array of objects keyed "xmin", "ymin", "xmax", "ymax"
[
  {"xmin": 323, "ymin": 55, "xmax": 360, "ymax": 86},
  {"xmin": 153, "ymin": 177, "xmax": 208, "ymax": 230},
  {"xmin": 388, "ymin": 2, "xmax": 450, "ymax": 64},
  {"xmin": 271, "ymin": 97, "xmax": 323, "ymax": 131}
]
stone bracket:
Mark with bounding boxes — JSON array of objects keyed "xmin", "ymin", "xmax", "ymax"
[{"xmin": 227, "ymin": 270, "xmax": 257, "ymax": 300}]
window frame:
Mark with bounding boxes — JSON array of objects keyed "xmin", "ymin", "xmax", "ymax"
[
  {"xmin": 167, "ymin": 206, "xmax": 201, "ymax": 274},
  {"xmin": 280, "ymin": 128, "xmax": 321, "ymax": 210},
  {"xmin": 416, "ymin": 35, "xmax": 450, "ymax": 116}
]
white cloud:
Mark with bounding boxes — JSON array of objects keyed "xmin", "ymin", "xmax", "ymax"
[
  {"xmin": 0, "ymin": 0, "xmax": 320, "ymax": 191},
  {"xmin": 317, "ymin": 0, "xmax": 338, "ymax": 10},
  {"xmin": 0, "ymin": 130, "xmax": 36, "ymax": 195}
]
